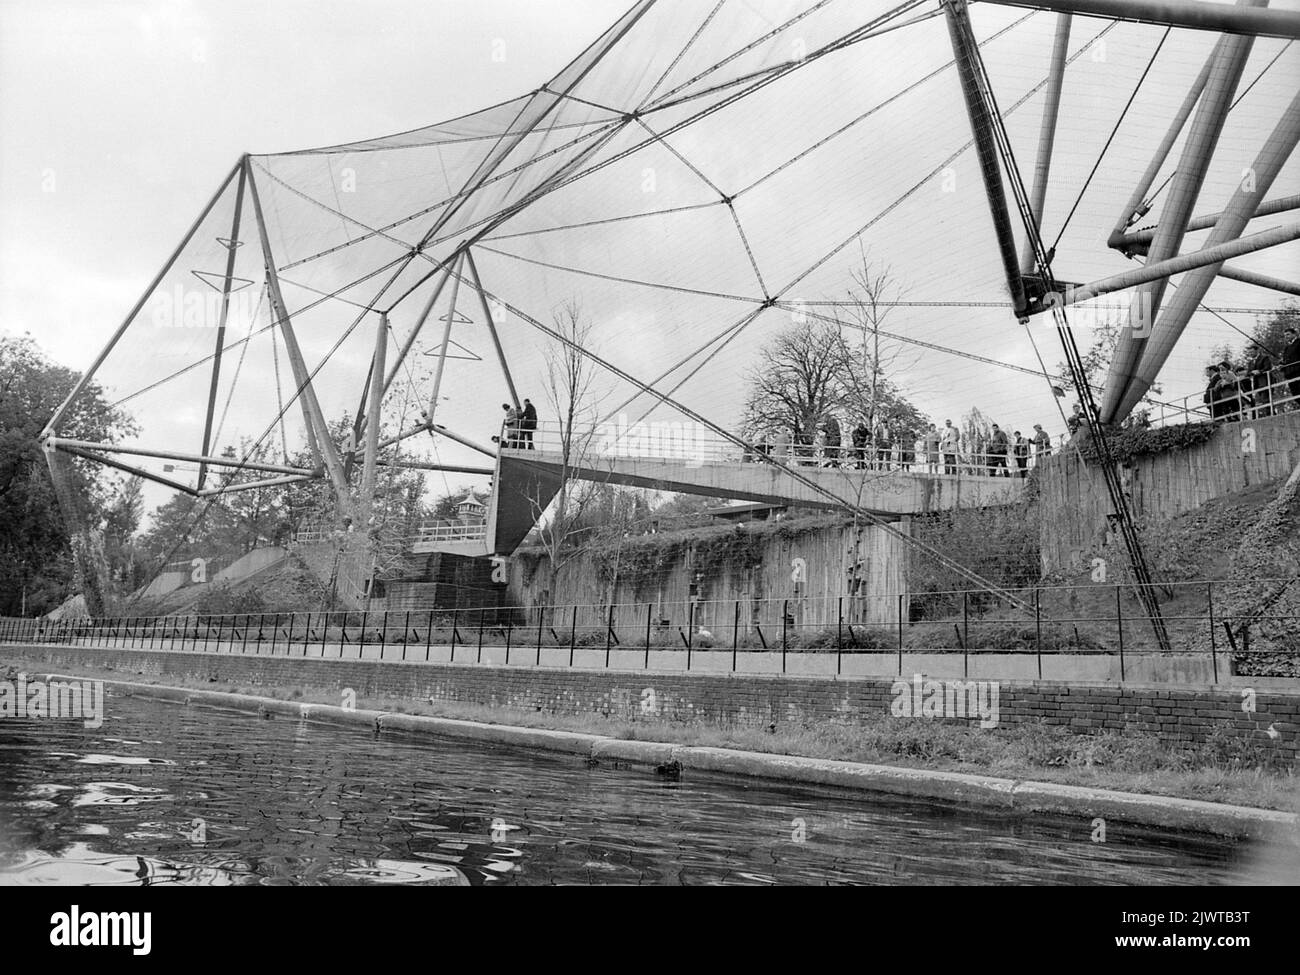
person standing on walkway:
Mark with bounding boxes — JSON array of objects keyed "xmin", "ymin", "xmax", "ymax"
[
  {"xmin": 1031, "ymin": 424, "xmax": 1051, "ymax": 465},
  {"xmin": 1247, "ymin": 346, "xmax": 1274, "ymax": 418},
  {"xmin": 501, "ymin": 403, "xmax": 519, "ymax": 448},
  {"xmin": 924, "ymin": 423, "xmax": 940, "ymax": 474},
  {"xmin": 821, "ymin": 415, "xmax": 841, "ymax": 467},
  {"xmin": 521, "ymin": 397, "xmax": 537, "ymax": 448},
  {"xmin": 1011, "ymin": 430, "xmax": 1029, "ymax": 477},
  {"xmin": 851, "ymin": 421, "xmax": 869, "ymax": 469},
  {"xmin": 1065, "ymin": 403, "xmax": 1084, "ymax": 438},
  {"xmin": 939, "ymin": 419, "xmax": 959, "ymax": 475},
  {"xmin": 988, "ymin": 424, "xmax": 1010, "ymax": 476},
  {"xmin": 874, "ymin": 420, "xmax": 892, "ymax": 471},
  {"xmin": 1283, "ymin": 326, "xmax": 1300, "ymax": 409}
]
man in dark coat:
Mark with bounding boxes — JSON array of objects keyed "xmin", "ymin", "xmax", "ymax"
[
  {"xmin": 987, "ymin": 423, "xmax": 1010, "ymax": 476},
  {"xmin": 520, "ymin": 398, "xmax": 537, "ymax": 448},
  {"xmin": 1283, "ymin": 326, "xmax": 1300, "ymax": 409},
  {"xmin": 1247, "ymin": 346, "xmax": 1274, "ymax": 418},
  {"xmin": 821, "ymin": 415, "xmax": 841, "ymax": 466},
  {"xmin": 850, "ymin": 421, "xmax": 869, "ymax": 469}
]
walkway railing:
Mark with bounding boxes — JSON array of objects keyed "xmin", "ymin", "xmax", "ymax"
[
  {"xmin": 3, "ymin": 579, "xmax": 1294, "ymax": 680},
  {"xmin": 1145, "ymin": 371, "xmax": 1300, "ymax": 430},
  {"xmin": 502, "ymin": 419, "xmax": 1060, "ymax": 477},
  {"xmin": 414, "ymin": 523, "xmax": 488, "ymax": 544}
]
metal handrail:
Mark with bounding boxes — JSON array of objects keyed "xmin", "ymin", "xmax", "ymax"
[{"xmin": 3, "ymin": 577, "xmax": 1293, "ymax": 677}]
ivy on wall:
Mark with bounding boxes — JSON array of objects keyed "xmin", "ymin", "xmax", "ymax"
[{"xmin": 1075, "ymin": 421, "xmax": 1219, "ymax": 466}]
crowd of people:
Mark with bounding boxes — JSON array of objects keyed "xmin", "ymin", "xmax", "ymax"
[
  {"xmin": 748, "ymin": 415, "xmax": 1060, "ymax": 477},
  {"xmin": 1202, "ymin": 326, "xmax": 1300, "ymax": 422}
]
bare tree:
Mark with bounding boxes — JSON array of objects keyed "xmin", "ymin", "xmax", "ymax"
[
  {"xmin": 532, "ymin": 301, "xmax": 609, "ymax": 576},
  {"xmin": 833, "ymin": 256, "xmax": 926, "ymax": 437}
]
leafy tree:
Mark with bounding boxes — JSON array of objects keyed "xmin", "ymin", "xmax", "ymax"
[{"xmin": 0, "ymin": 334, "xmax": 137, "ymax": 615}]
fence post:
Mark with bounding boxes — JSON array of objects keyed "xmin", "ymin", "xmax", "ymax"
[
  {"xmin": 962, "ymin": 590, "xmax": 969, "ymax": 649},
  {"xmin": 1118, "ymin": 596, "xmax": 1126, "ymax": 683},
  {"xmin": 536, "ymin": 605, "xmax": 544, "ymax": 666},
  {"xmin": 733, "ymin": 600, "xmax": 741, "ymax": 673},
  {"xmin": 321, "ymin": 612, "xmax": 330, "ymax": 658},
  {"xmin": 1115, "ymin": 585, "xmax": 1124, "ymax": 665},
  {"xmin": 477, "ymin": 607, "xmax": 485, "ymax": 663},
  {"xmin": 604, "ymin": 604, "xmax": 613, "ymax": 667},
  {"xmin": 686, "ymin": 602, "xmax": 693, "ymax": 672},
  {"xmin": 897, "ymin": 594, "xmax": 904, "ymax": 653},
  {"xmin": 426, "ymin": 610, "xmax": 434, "ymax": 662},
  {"xmin": 645, "ymin": 604, "xmax": 652, "ymax": 670},
  {"xmin": 837, "ymin": 597, "xmax": 843, "ymax": 654},
  {"xmin": 359, "ymin": 610, "xmax": 368, "ymax": 660},
  {"xmin": 269, "ymin": 613, "xmax": 279, "ymax": 656},
  {"xmin": 1208, "ymin": 582, "xmax": 1218, "ymax": 683},
  {"xmin": 781, "ymin": 599, "xmax": 788, "ymax": 674},
  {"xmin": 451, "ymin": 608, "xmax": 458, "ymax": 661},
  {"xmin": 1034, "ymin": 588, "xmax": 1042, "ymax": 679},
  {"xmin": 379, "ymin": 611, "xmax": 388, "ymax": 661},
  {"xmin": 504, "ymin": 608, "xmax": 512, "ymax": 666},
  {"xmin": 569, "ymin": 605, "xmax": 577, "ymax": 667}
]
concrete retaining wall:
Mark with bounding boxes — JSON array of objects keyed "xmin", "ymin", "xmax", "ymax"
[{"xmin": 3, "ymin": 642, "xmax": 1294, "ymax": 761}]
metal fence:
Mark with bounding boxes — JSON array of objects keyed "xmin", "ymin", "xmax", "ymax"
[{"xmin": 2, "ymin": 578, "xmax": 1295, "ymax": 680}]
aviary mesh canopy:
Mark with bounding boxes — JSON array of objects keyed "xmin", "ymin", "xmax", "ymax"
[{"xmin": 74, "ymin": 0, "xmax": 1298, "ymax": 491}]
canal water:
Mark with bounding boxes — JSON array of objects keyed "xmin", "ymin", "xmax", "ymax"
[{"xmin": 0, "ymin": 692, "xmax": 1290, "ymax": 885}]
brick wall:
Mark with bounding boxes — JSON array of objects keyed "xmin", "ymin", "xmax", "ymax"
[{"xmin": 4, "ymin": 644, "xmax": 1295, "ymax": 761}]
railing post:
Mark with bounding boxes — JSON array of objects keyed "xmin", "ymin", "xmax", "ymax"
[
  {"xmin": 1035, "ymin": 588, "xmax": 1042, "ymax": 679},
  {"xmin": 569, "ymin": 605, "xmax": 577, "ymax": 667},
  {"xmin": 962, "ymin": 590, "xmax": 969, "ymax": 649},
  {"xmin": 897, "ymin": 593, "xmax": 904, "ymax": 653},
  {"xmin": 477, "ymin": 607, "xmax": 485, "ymax": 663},
  {"xmin": 686, "ymin": 602, "xmax": 693, "ymax": 672},
  {"xmin": 269, "ymin": 613, "xmax": 278, "ymax": 656},
  {"xmin": 1115, "ymin": 585, "xmax": 1124, "ymax": 664},
  {"xmin": 451, "ymin": 608, "xmax": 458, "ymax": 661},
  {"xmin": 1118, "ymin": 593, "xmax": 1126, "ymax": 683},
  {"xmin": 504, "ymin": 607, "xmax": 512, "ymax": 666},
  {"xmin": 1208, "ymin": 582, "xmax": 1218, "ymax": 683},
  {"xmin": 359, "ymin": 610, "xmax": 368, "ymax": 660},
  {"xmin": 536, "ymin": 605, "xmax": 544, "ymax": 666},
  {"xmin": 425, "ymin": 609, "xmax": 434, "ymax": 662},
  {"xmin": 733, "ymin": 600, "xmax": 741, "ymax": 673},
  {"xmin": 321, "ymin": 612, "xmax": 330, "ymax": 657},
  {"xmin": 604, "ymin": 604, "xmax": 613, "ymax": 668},
  {"xmin": 402, "ymin": 610, "xmax": 410, "ymax": 662},
  {"xmin": 379, "ymin": 611, "xmax": 387, "ymax": 661},
  {"xmin": 781, "ymin": 599, "xmax": 787, "ymax": 674},
  {"xmin": 837, "ymin": 596, "xmax": 843, "ymax": 654},
  {"xmin": 645, "ymin": 603, "xmax": 652, "ymax": 669}
]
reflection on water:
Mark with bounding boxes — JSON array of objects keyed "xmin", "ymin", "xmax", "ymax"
[{"xmin": 0, "ymin": 692, "xmax": 1292, "ymax": 885}]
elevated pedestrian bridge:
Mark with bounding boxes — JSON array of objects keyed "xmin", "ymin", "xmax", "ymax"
[{"xmin": 413, "ymin": 421, "xmax": 1027, "ymax": 557}]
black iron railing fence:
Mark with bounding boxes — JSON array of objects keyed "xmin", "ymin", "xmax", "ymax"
[{"xmin": 2, "ymin": 579, "xmax": 1295, "ymax": 681}]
